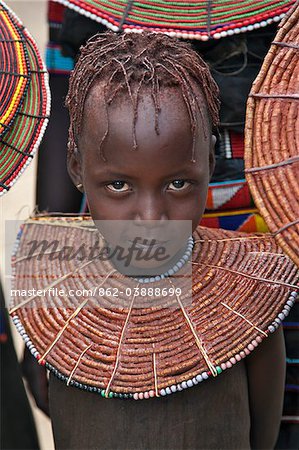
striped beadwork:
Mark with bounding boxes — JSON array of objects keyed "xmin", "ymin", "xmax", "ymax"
[
  {"xmin": 0, "ymin": 1, "xmax": 50, "ymax": 196},
  {"xmin": 53, "ymin": 0, "xmax": 295, "ymax": 39},
  {"xmin": 245, "ymin": 3, "xmax": 299, "ymax": 265}
]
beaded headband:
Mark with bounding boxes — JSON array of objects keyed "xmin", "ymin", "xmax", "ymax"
[
  {"xmin": 245, "ymin": 3, "xmax": 299, "ymax": 265},
  {"xmin": 0, "ymin": 1, "xmax": 50, "ymax": 196},
  {"xmin": 9, "ymin": 216, "xmax": 298, "ymax": 400},
  {"xmin": 54, "ymin": 0, "xmax": 295, "ymax": 40}
]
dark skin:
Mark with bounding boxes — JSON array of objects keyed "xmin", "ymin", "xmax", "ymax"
[{"xmin": 68, "ymin": 83, "xmax": 286, "ymax": 449}]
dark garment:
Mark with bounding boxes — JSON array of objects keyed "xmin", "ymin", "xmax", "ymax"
[
  {"xmin": 0, "ymin": 284, "xmax": 40, "ymax": 450},
  {"xmin": 36, "ymin": 74, "xmax": 82, "ymax": 213},
  {"xmin": 49, "ymin": 359, "xmax": 250, "ymax": 450}
]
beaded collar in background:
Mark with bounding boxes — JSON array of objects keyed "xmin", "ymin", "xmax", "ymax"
[
  {"xmin": 0, "ymin": 1, "xmax": 50, "ymax": 196},
  {"xmin": 54, "ymin": 0, "xmax": 295, "ymax": 40}
]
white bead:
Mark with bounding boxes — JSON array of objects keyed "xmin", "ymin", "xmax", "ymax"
[
  {"xmin": 234, "ymin": 28, "xmax": 241, "ymax": 34},
  {"xmin": 170, "ymin": 385, "xmax": 177, "ymax": 393},
  {"xmin": 182, "ymin": 33, "xmax": 189, "ymax": 39},
  {"xmin": 227, "ymin": 29, "xmax": 234, "ymax": 36},
  {"xmin": 273, "ymin": 16, "xmax": 281, "ymax": 22},
  {"xmin": 177, "ymin": 384, "xmax": 183, "ymax": 391},
  {"xmin": 287, "ymin": 300, "xmax": 294, "ymax": 307},
  {"xmin": 201, "ymin": 35, "xmax": 209, "ymax": 41},
  {"xmin": 186, "ymin": 379, "xmax": 193, "ymax": 388},
  {"xmin": 253, "ymin": 23, "xmax": 260, "ymax": 29},
  {"xmin": 213, "ymin": 33, "xmax": 221, "ymax": 39},
  {"xmin": 240, "ymin": 27, "xmax": 247, "ymax": 33},
  {"xmin": 181, "ymin": 381, "xmax": 188, "ymax": 389},
  {"xmin": 220, "ymin": 31, "xmax": 227, "ymax": 38},
  {"xmin": 260, "ymin": 21, "xmax": 267, "ymax": 27},
  {"xmin": 275, "ymin": 318, "xmax": 281, "ymax": 325},
  {"xmin": 196, "ymin": 374, "xmax": 203, "ymax": 382},
  {"xmin": 160, "ymin": 388, "xmax": 166, "ymax": 396},
  {"xmin": 202, "ymin": 372, "xmax": 208, "ymax": 380},
  {"xmin": 278, "ymin": 313, "xmax": 285, "ymax": 321},
  {"xmin": 165, "ymin": 387, "xmax": 171, "ymax": 395},
  {"xmin": 282, "ymin": 309, "xmax": 289, "ymax": 317},
  {"xmin": 192, "ymin": 377, "xmax": 198, "ymax": 385}
]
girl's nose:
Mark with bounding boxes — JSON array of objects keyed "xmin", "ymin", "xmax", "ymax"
[{"xmin": 133, "ymin": 194, "xmax": 168, "ymax": 222}]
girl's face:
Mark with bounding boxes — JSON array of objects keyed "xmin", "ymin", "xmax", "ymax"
[{"xmin": 68, "ymin": 83, "xmax": 215, "ymax": 234}]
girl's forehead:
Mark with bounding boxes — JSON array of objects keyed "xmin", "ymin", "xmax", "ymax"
[
  {"xmin": 79, "ymin": 83, "xmax": 211, "ymax": 168},
  {"xmin": 82, "ymin": 82, "xmax": 210, "ymax": 138}
]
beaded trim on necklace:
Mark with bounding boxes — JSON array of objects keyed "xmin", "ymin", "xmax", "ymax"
[
  {"xmin": 134, "ymin": 236, "xmax": 194, "ymax": 284},
  {"xmin": 11, "ymin": 290, "xmax": 298, "ymax": 400}
]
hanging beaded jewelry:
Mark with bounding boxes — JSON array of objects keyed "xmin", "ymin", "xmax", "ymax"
[{"xmin": 134, "ymin": 236, "xmax": 194, "ymax": 284}]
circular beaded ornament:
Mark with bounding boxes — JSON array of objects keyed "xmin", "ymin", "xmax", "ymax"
[
  {"xmin": 245, "ymin": 3, "xmax": 299, "ymax": 265},
  {"xmin": 9, "ymin": 215, "xmax": 298, "ymax": 400},
  {"xmin": 0, "ymin": 1, "xmax": 50, "ymax": 196},
  {"xmin": 54, "ymin": 0, "xmax": 295, "ymax": 39}
]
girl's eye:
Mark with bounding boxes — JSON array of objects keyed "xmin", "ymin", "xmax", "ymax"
[
  {"xmin": 168, "ymin": 180, "xmax": 191, "ymax": 191},
  {"xmin": 106, "ymin": 181, "xmax": 130, "ymax": 192}
]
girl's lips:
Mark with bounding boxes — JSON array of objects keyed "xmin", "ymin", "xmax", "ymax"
[{"xmin": 128, "ymin": 239, "xmax": 168, "ymax": 250}]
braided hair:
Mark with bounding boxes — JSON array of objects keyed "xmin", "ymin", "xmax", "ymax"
[{"xmin": 67, "ymin": 31, "xmax": 220, "ymax": 162}]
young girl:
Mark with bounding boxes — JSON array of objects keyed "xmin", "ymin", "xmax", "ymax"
[{"xmin": 10, "ymin": 32, "xmax": 298, "ymax": 449}]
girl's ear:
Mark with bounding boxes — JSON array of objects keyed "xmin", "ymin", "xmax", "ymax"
[
  {"xmin": 67, "ymin": 147, "xmax": 84, "ymax": 192},
  {"xmin": 209, "ymin": 135, "xmax": 216, "ymax": 180}
]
